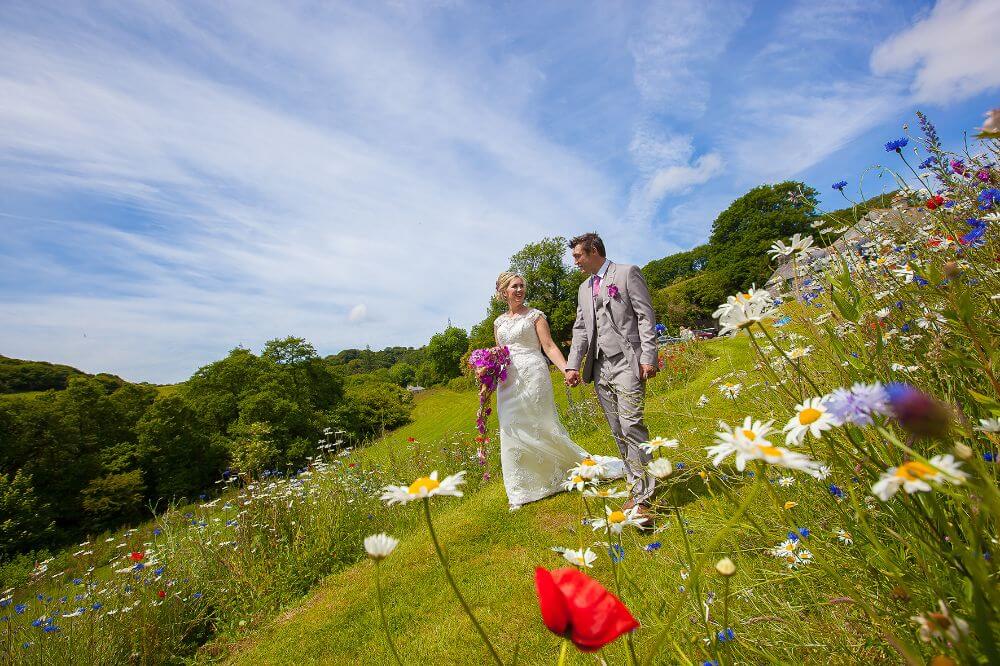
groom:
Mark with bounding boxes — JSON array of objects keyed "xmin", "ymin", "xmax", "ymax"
[{"xmin": 564, "ymin": 233, "xmax": 659, "ymax": 516}]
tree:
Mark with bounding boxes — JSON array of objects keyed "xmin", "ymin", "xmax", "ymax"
[
  {"xmin": 81, "ymin": 470, "xmax": 146, "ymax": 530},
  {"xmin": 707, "ymin": 181, "xmax": 818, "ymax": 292},
  {"xmin": 388, "ymin": 362, "xmax": 417, "ymax": 387},
  {"xmin": 136, "ymin": 395, "xmax": 226, "ymax": 500},
  {"xmin": 426, "ymin": 326, "xmax": 469, "ymax": 382},
  {"xmin": 227, "ymin": 421, "xmax": 279, "ymax": 479},
  {"xmin": 508, "ymin": 237, "xmax": 585, "ymax": 348},
  {"xmin": 333, "ymin": 381, "xmax": 413, "ymax": 440},
  {"xmin": 0, "ymin": 469, "xmax": 54, "ymax": 557}
]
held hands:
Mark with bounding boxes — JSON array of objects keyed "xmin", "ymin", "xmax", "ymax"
[
  {"xmin": 564, "ymin": 369, "xmax": 581, "ymax": 387},
  {"xmin": 640, "ymin": 364, "xmax": 658, "ymax": 380}
]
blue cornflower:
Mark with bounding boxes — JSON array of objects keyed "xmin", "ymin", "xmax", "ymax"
[
  {"xmin": 832, "ymin": 180, "xmax": 848, "ymax": 191},
  {"xmin": 901, "ymin": 323, "xmax": 911, "ymax": 333},
  {"xmin": 703, "ymin": 662, "xmax": 719, "ymax": 666},
  {"xmin": 72, "ymin": 578, "xmax": 82, "ymax": 585},
  {"xmin": 35, "ymin": 594, "xmax": 43, "ymax": 601},
  {"xmin": 676, "ymin": 462, "xmax": 686, "ymax": 469},
  {"xmin": 192, "ymin": 592, "xmax": 203, "ymax": 599},
  {"xmin": 985, "ymin": 452, "xmax": 996, "ymax": 463},
  {"xmin": 92, "ymin": 602, "xmax": 102, "ymax": 611},
  {"xmin": 22, "ymin": 642, "xmax": 31, "ymax": 649},
  {"xmin": 918, "ymin": 156, "xmax": 937, "ymax": 170},
  {"xmin": 153, "ymin": 528, "xmax": 162, "ymax": 536},
  {"xmin": 825, "ymin": 383, "xmax": 890, "ymax": 426},
  {"xmin": 31, "ymin": 618, "xmax": 42, "ymax": 628},
  {"xmin": 961, "ymin": 219, "xmax": 987, "ymax": 247},
  {"xmin": 787, "ymin": 531, "xmax": 800, "ymax": 542},
  {"xmin": 43, "ymin": 625, "xmax": 59, "ymax": 633},
  {"xmin": 979, "ymin": 188, "xmax": 1000, "ymax": 210},
  {"xmin": 58, "ymin": 596, "xmax": 66, "ymax": 604},
  {"xmin": 717, "ymin": 628, "xmax": 736, "ymax": 642},
  {"xmin": 154, "ymin": 567, "xmax": 165, "ymax": 576},
  {"xmin": 0, "ymin": 599, "xmax": 9, "ymax": 608},
  {"xmin": 609, "ymin": 544, "xmax": 625, "ymax": 563},
  {"xmin": 645, "ymin": 541, "xmax": 662, "ymax": 552},
  {"xmin": 830, "ymin": 484, "xmax": 846, "ymax": 499},
  {"xmin": 885, "ymin": 137, "xmax": 908, "ymax": 152},
  {"xmin": 15, "ymin": 604, "xmax": 26, "ymax": 614},
  {"xmin": 914, "ymin": 275, "xmax": 929, "ymax": 286},
  {"xmin": 798, "ymin": 527, "xmax": 810, "ymax": 539}
]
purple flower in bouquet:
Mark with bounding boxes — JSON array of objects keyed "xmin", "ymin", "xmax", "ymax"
[
  {"xmin": 469, "ymin": 345, "xmax": 512, "ymax": 434},
  {"xmin": 607, "ymin": 284, "xmax": 619, "ymax": 299}
]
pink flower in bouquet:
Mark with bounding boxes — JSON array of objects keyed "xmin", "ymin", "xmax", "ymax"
[
  {"xmin": 468, "ymin": 346, "xmax": 512, "ymax": 434},
  {"xmin": 607, "ymin": 284, "xmax": 619, "ymax": 299}
]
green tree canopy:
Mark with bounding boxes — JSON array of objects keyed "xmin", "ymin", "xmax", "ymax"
[{"xmin": 426, "ymin": 326, "xmax": 469, "ymax": 381}]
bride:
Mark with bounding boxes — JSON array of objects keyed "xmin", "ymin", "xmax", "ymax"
[{"xmin": 490, "ymin": 272, "xmax": 624, "ymax": 510}]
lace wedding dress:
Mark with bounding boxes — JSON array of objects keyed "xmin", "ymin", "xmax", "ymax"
[{"xmin": 494, "ymin": 308, "xmax": 624, "ymax": 509}]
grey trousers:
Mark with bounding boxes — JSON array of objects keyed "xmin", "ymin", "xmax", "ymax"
[{"xmin": 593, "ymin": 351, "xmax": 654, "ymax": 503}]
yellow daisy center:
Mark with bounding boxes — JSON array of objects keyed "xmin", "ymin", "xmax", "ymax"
[
  {"xmin": 758, "ymin": 444, "xmax": 782, "ymax": 457},
  {"xmin": 408, "ymin": 476, "xmax": 440, "ymax": 495},
  {"xmin": 742, "ymin": 429, "xmax": 757, "ymax": 441},
  {"xmin": 608, "ymin": 510, "xmax": 626, "ymax": 523},
  {"xmin": 571, "ymin": 475, "xmax": 584, "ymax": 484},
  {"xmin": 894, "ymin": 461, "xmax": 935, "ymax": 481},
  {"xmin": 798, "ymin": 407, "xmax": 822, "ymax": 425},
  {"xmin": 581, "ymin": 458, "xmax": 596, "ymax": 466}
]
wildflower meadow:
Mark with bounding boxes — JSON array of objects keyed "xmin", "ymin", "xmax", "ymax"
[{"xmin": 3, "ymin": 113, "xmax": 1000, "ymax": 665}]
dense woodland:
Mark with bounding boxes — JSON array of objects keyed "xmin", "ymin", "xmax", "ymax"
[{"xmin": 0, "ymin": 179, "xmax": 891, "ymax": 561}]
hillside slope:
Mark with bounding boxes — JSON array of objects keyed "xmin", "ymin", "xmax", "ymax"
[{"xmin": 219, "ymin": 336, "xmax": 882, "ymax": 665}]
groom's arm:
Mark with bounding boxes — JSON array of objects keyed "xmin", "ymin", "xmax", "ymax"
[{"xmin": 627, "ymin": 265, "xmax": 658, "ymax": 368}]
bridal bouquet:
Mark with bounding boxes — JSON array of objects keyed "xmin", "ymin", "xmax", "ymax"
[{"xmin": 468, "ymin": 345, "xmax": 511, "ymax": 434}]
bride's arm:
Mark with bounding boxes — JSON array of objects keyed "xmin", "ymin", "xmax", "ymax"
[{"xmin": 534, "ymin": 316, "xmax": 568, "ymax": 372}]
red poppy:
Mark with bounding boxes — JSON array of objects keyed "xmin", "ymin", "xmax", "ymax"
[
  {"xmin": 130, "ymin": 551, "xmax": 144, "ymax": 562},
  {"xmin": 534, "ymin": 567, "xmax": 638, "ymax": 652},
  {"xmin": 925, "ymin": 195, "xmax": 944, "ymax": 210},
  {"xmin": 407, "ymin": 437, "xmax": 416, "ymax": 443},
  {"xmin": 157, "ymin": 590, "xmax": 166, "ymax": 599}
]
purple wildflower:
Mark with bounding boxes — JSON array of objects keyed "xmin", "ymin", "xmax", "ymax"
[
  {"xmin": 832, "ymin": 180, "xmax": 848, "ymax": 191},
  {"xmin": 825, "ymin": 383, "xmax": 890, "ymax": 426},
  {"xmin": 884, "ymin": 383, "xmax": 951, "ymax": 439},
  {"xmin": 979, "ymin": 188, "xmax": 1000, "ymax": 210}
]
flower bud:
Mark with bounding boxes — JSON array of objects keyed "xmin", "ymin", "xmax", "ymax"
[
  {"xmin": 715, "ymin": 557, "xmax": 737, "ymax": 577},
  {"xmin": 953, "ymin": 442, "xmax": 973, "ymax": 460},
  {"xmin": 885, "ymin": 383, "xmax": 952, "ymax": 439}
]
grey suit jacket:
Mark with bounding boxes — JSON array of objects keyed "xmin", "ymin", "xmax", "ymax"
[{"xmin": 566, "ymin": 261, "xmax": 659, "ymax": 383}]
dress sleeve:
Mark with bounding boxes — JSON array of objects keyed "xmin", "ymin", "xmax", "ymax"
[{"xmin": 528, "ymin": 308, "xmax": 547, "ymax": 323}]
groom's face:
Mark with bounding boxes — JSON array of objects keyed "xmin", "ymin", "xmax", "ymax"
[{"xmin": 571, "ymin": 244, "xmax": 605, "ymax": 275}]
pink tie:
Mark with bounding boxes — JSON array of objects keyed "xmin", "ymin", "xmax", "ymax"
[{"xmin": 592, "ymin": 274, "xmax": 601, "ymax": 297}]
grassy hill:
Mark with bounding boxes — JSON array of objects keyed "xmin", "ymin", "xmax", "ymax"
[{"xmin": 211, "ymin": 334, "xmax": 886, "ymax": 665}]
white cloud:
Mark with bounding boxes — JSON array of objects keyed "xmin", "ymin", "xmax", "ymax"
[
  {"xmin": 0, "ymin": 2, "xmax": 626, "ymax": 381},
  {"xmin": 871, "ymin": 0, "xmax": 1000, "ymax": 103},
  {"xmin": 648, "ymin": 153, "xmax": 724, "ymax": 199},
  {"xmin": 348, "ymin": 304, "xmax": 368, "ymax": 323}
]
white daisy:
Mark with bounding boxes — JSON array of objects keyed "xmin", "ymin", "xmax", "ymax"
[
  {"xmin": 642, "ymin": 437, "xmax": 679, "ymax": 454},
  {"xmin": 569, "ymin": 457, "xmax": 609, "ymax": 480},
  {"xmin": 835, "ymin": 529, "xmax": 853, "ymax": 545},
  {"xmin": 777, "ymin": 476, "xmax": 795, "ymax": 488},
  {"xmin": 561, "ymin": 474, "xmax": 590, "ymax": 492},
  {"xmin": 562, "ymin": 547, "xmax": 598, "ymax": 568},
  {"xmin": 583, "ymin": 486, "xmax": 629, "ymax": 499},
  {"xmin": 646, "ymin": 458, "xmax": 673, "ymax": 478},
  {"xmin": 380, "ymin": 470, "xmax": 466, "ymax": 505},
  {"xmin": 783, "ymin": 397, "xmax": 839, "ymax": 445},
  {"xmin": 363, "ymin": 534, "xmax": 398, "ymax": 560},
  {"xmin": 708, "ymin": 417, "xmax": 821, "ymax": 473},
  {"xmin": 976, "ymin": 417, "xmax": 1000, "ymax": 433},
  {"xmin": 719, "ymin": 382, "xmax": 742, "ymax": 399},
  {"xmin": 911, "ymin": 600, "xmax": 969, "ymax": 643},
  {"xmin": 590, "ymin": 505, "xmax": 649, "ymax": 534},
  {"xmin": 871, "ymin": 455, "xmax": 969, "ymax": 501}
]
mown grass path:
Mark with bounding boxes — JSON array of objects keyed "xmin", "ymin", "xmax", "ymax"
[{"xmin": 223, "ymin": 336, "xmax": 876, "ymax": 664}]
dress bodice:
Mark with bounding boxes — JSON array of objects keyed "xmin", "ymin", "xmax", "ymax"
[{"xmin": 495, "ymin": 309, "xmax": 545, "ymax": 354}]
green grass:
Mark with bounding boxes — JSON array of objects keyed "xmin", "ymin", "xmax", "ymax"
[{"xmin": 216, "ymin": 336, "xmax": 887, "ymax": 665}]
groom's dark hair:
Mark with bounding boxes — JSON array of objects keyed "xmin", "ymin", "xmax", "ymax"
[{"xmin": 569, "ymin": 232, "xmax": 606, "ymax": 257}]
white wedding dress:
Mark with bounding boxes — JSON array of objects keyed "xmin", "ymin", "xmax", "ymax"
[{"xmin": 494, "ymin": 308, "xmax": 624, "ymax": 509}]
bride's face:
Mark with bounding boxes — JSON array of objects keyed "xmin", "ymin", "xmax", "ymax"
[{"xmin": 505, "ymin": 277, "xmax": 526, "ymax": 306}]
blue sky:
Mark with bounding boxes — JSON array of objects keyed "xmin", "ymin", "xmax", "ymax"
[{"xmin": 1, "ymin": 0, "xmax": 998, "ymax": 382}]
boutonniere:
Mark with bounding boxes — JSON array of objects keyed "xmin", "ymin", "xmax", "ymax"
[{"xmin": 607, "ymin": 284, "xmax": 620, "ymax": 299}]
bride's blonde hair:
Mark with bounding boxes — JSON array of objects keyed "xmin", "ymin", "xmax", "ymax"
[{"xmin": 494, "ymin": 271, "xmax": 524, "ymax": 302}]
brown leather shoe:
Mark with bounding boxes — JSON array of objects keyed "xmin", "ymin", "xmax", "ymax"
[{"xmin": 633, "ymin": 504, "xmax": 654, "ymax": 531}]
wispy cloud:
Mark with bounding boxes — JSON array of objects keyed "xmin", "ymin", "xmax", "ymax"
[
  {"xmin": 871, "ymin": 0, "xmax": 1000, "ymax": 103},
  {"xmin": 0, "ymin": 2, "xmax": 624, "ymax": 381}
]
